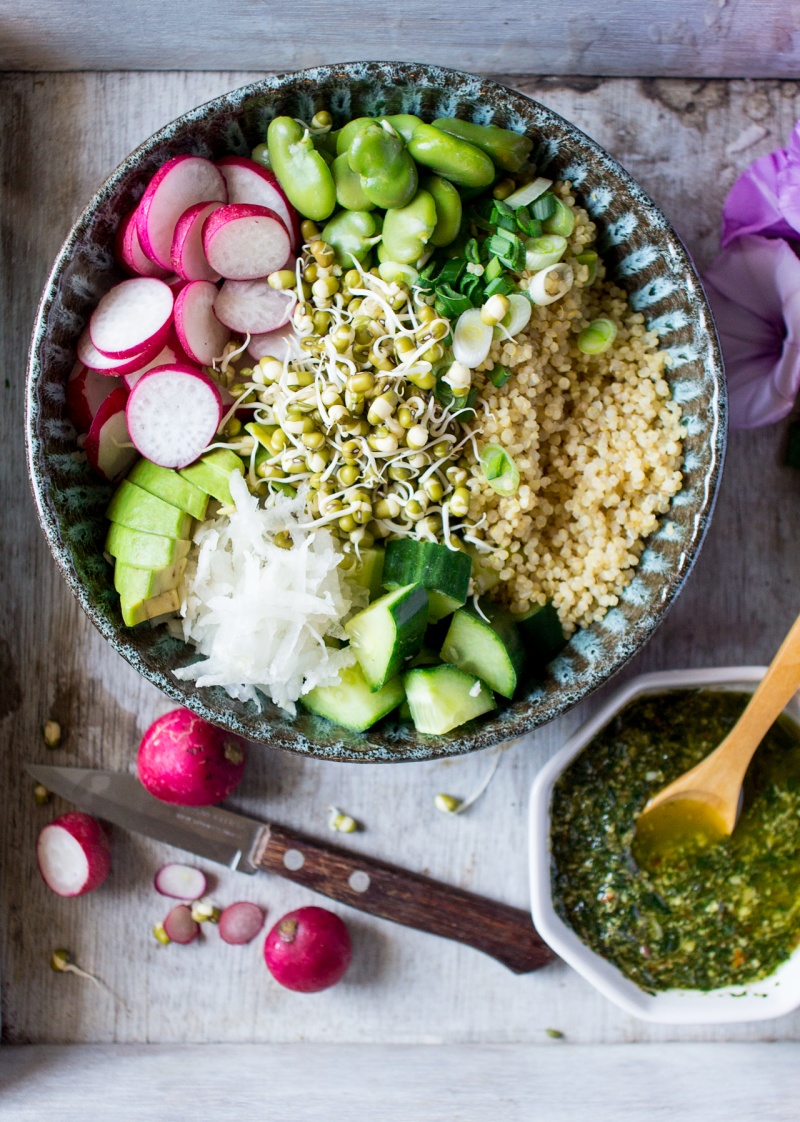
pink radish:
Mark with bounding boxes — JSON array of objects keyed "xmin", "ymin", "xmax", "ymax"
[
  {"xmin": 136, "ymin": 155, "xmax": 227, "ymax": 270},
  {"xmin": 122, "ymin": 334, "xmax": 190, "ymax": 390},
  {"xmin": 248, "ymin": 322, "xmax": 299, "ymax": 364},
  {"xmin": 138, "ymin": 708, "xmax": 246, "ymax": 806},
  {"xmin": 202, "ymin": 204, "xmax": 291, "ymax": 281},
  {"xmin": 214, "ymin": 279, "xmax": 296, "ymax": 335},
  {"xmin": 66, "ymin": 361, "xmax": 122, "ymax": 432},
  {"xmin": 77, "ymin": 327, "xmax": 162, "ymax": 375},
  {"xmin": 263, "ymin": 907, "xmax": 352, "ymax": 993},
  {"xmin": 171, "ymin": 200, "xmax": 224, "ymax": 282},
  {"xmin": 126, "ymin": 364, "xmax": 222, "ymax": 468},
  {"xmin": 163, "ymin": 904, "xmax": 200, "ymax": 944},
  {"xmin": 216, "ymin": 156, "xmax": 299, "ymax": 251},
  {"xmin": 85, "ymin": 387, "xmax": 137, "ymax": 481},
  {"xmin": 89, "ymin": 277, "xmax": 174, "ymax": 359},
  {"xmin": 174, "ymin": 279, "xmax": 231, "ymax": 365},
  {"xmin": 37, "ymin": 812, "xmax": 111, "ymax": 897},
  {"xmin": 154, "ymin": 863, "xmax": 208, "ymax": 900},
  {"xmin": 219, "ymin": 902, "xmax": 266, "ymax": 945},
  {"xmin": 115, "ymin": 208, "xmax": 170, "ymax": 279}
]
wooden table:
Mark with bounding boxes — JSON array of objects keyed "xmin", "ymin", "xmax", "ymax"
[{"xmin": 2, "ymin": 8, "xmax": 800, "ymax": 1115}]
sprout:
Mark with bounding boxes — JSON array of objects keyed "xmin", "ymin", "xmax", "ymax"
[
  {"xmin": 434, "ymin": 744, "xmax": 510, "ymax": 817},
  {"xmin": 328, "ymin": 806, "xmax": 358, "ymax": 833},
  {"xmin": 43, "ymin": 720, "xmax": 61, "ymax": 748},
  {"xmin": 50, "ymin": 949, "xmax": 119, "ymax": 1002},
  {"xmin": 190, "ymin": 900, "xmax": 222, "ymax": 924}
]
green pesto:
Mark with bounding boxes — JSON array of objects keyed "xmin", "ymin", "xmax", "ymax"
[{"xmin": 551, "ymin": 690, "xmax": 800, "ymax": 992}]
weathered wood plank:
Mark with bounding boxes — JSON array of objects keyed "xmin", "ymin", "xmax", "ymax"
[{"xmin": 0, "ymin": 2, "xmax": 799, "ymax": 77}]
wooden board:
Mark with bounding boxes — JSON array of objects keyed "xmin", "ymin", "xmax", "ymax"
[{"xmin": 3, "ymin": 71, "xmax": 800, "ymax": 1050}]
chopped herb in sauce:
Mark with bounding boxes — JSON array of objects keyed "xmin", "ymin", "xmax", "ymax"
[{"xmin": 550, "ymin": 690, "xmax": 800, "ymax": 992}]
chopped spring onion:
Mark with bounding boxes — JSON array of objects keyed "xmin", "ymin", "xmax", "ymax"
[
  {"xmin": 485, "ymin": 230, "xmax": 526, "ymax": 272},
  {"xmin": 435, "ymin": 283, "xmax": 472, "ymax": 318},
  {"xmin": 484, "ymin": 256, "xmax": 504, "ymax": 282},
  {"xmin": 480, "ymin": 443, "xmax": 520, "ymax": 497},
  {"xmin": 531, "ymin": 193, "xmax": 557, "ymax": 221},
  {"xmin": 575, "ymin": 249, "xmax": 599, "ymax": 284},
  {"xmin": 504, "ymin": 177, "xmax": 553, "ymax": 209},
  {"xmin": 528, "ymin": 262, "xmax": 574, "ymax": 306},
  {"xmin": 464, "ymin": 237, "xmax": 482, "ymax": 264},
  {"xmin": 524, "ymin": 234, "xmax": 567, "ymax": 272},
  {"xmin": 543, "ymin": 197, "xmax": 576, "ymax": 238},
  {"xmin": 489, "ymin": 365, "xmax": 512, "ymax": 388},
  {"xmin": 514, "ymin": 205, "xmax": 542, "ymax": 238},
  {"xmin": 378, "ymin": 261, "xmax": 419, "ymax": 286},
  {"xmin": 493, "ymin": 292, "xmax": 532, "ymax": 339},
  {"xmin": 577, "ymin": 317, "xmax": 618, "ymax": 354},
  {"xmin": 483, "ymin": 276, "xmax": 515, "ymax": 298},
  {"xmin": 452, "ymin": 307, "xmax": 494, "ymax": 369}
]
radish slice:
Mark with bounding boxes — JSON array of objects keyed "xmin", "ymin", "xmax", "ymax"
[
  {"xmin": 66, "ymin": 361, "xmax": 122, "ymax": 432},
  {"xmin": 137, "ymin": 155, "xmax": 227, "ymax": 270},
  {"xmin": 115, "ymin": 208, "xmax": 170, "ymax": 279},
  {"xmin": 89, "ymin": 277, "xmax": 174, "ymax": 359},
  {"xmin": 216, "ymin": 156, "xmax": 300, "ymax": 251},
  {"xmin": 174, "ymin": 279, "xmax": 231, "ymax": 365},
  {"xmin": 36, "ymin": 812, "xmax": 111, "ymax": 897},
  {"xmin": 171, "ymin": 201, "xmax": 224, "ymax": 283},
  {"xmin": 78, "ymin": 327, "xmax": 162, "ymax": 375},
  {"xmin": 126, "ymin": 364, "xmax": 222, "ymax": 469},
  {"xmin": 452, "ymin": 307, "xmax": 494, "ymax": 369},
  {"xmin": 163, "ymin": 904, "xmax": 200, "ymax": 944},
  {"xmin": 122, "ymin": 334, "xmax": 190, "ymax": 390},
  {"xmin": 219, "ymin": 901, "xmax": 265, "ymax": 945},
  {"xmin": 85, "ymin": 387, "xmax": 138, "ymax": 481},
  {"xmin": 154, "ymin": 863, "xmax": 207, "ymax": 900},
  {"xmin": 202, "ymin": 204, "xmax": 291, "ymax": 281},
  {"xmin": 248, "ymin": 322, "xmax": 301, "ymax": 364},
  {"xmin": 214, "ymin": 279, "xmax": 296, "ymax": 335}
]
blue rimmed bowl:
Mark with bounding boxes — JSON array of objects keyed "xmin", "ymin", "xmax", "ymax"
[{"xmin": 26, "ymin": 62, "xmax": 726, "ymax": 763}]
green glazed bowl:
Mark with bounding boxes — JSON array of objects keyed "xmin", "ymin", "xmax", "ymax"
[{"xmin": 26, "ymin": 63, "xmax": 726, "ymax": 762}]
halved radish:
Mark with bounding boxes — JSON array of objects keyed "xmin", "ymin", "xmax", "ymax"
[
  {"xmin": 89, "ymin": 277, "xmax": 174, "ymax": 359},
  {"xmin": 36, "ymin": 812, "xmax": 111, "ymax": 897},
  {"xmin": 66, "ymin": 361, "xmax": 123, "ymax": 432},
  {"xmin": 171, "ymin": 200, "xmax": 224, "ymax": 282},
  {"xmin": 78, "ymin": 327, "xmax": 162, "ymax": 375},
  {"xmin": 136, "ymin": 155, "xmax": 227, "ymax": 270},
  {"xmin": 85, "ymin": 387, "xmax": 138, "ymax": 481},
  {"xmin": 216, "ymin": 156, "xmax": 300, "ymax": 251},
  {"xmin": 115, "ymin": 208, "xmax": 170, "ymax": 279},
  {"xmin": 163, "ymin": 904, "xmax": 200, "ymax": 944},
  {"xmin": 202, "ymin": 204, "xmax": 291, "ymax": 281},
  {"xmin": 248, "ymin": 322, "xmax": 300, "ymax": 364},
  {"xmin": 122, "ymin": 333, "xmax": 190, "ymax": 390},
  {"xmin": 214, "ymin": 279, "xmax": 296, "ymax": 335},
  {"xmin": 219, "ymin": 902, "xmax": 266, "ymax": 945},
  {"xmin": 174, "ymin": 280, "xmax": 231, "ymax": 365},
  {"xmin": 154, "ymin": 863, "xmax": 208, "ymax": 900},
  {"xmin": 126, "ymin": 364, "xmax": 222, "ymax": 469}
]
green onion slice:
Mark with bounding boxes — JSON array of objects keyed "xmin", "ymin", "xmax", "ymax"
[
  {"xmin": 480, "ymin": 443, "xmax": 520, "ymax": 497},
  {"xmin": 577, "ymin": 318, "xmax": 618, "ymax": 355},
  {"xmin": 464, "ymin": 237, "xmax": 482, "ymax": 264},
  {"xmin": 542, "ymin": 197, "xmax": 575, "ymax": 238},
  {"xmin": 489, "ymin": 364, "xmax": 512, "ymax": 388},
  {"xmin": 531, "ymin": 193, "xmax": 556, "ymax": 221},
  {"xmin": 575, "ymin": 249, "xmax": 599, "ymax": 284},
  {"xmin": 524, "ymin": 234, "xmax": 567, "ymax": 272}
]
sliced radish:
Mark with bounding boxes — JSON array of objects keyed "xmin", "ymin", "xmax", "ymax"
[
  {"xmin": 216, "ymin": 156, "xmax": 300, "ymax": 251},
  {"xmin": 248, "ymin": 322, "xmax": 300, "ymax": 364},
  {"xmin": 78, "ymin": 327, "xmax": 162, "ymax": 375},
  {"xmin": 85, "ymin": 387, "xmax": 138, "ymax": 481},
  {"xmin": 66, "ymin": 361, "xmax": 122, "ymax": 432},
  {"xmin": 171, "ymin": 200, "xmax": 224, "ymax": 283},
  {"xmin": 219, "ymin": 902, "xmax": 266, "ymax": 945},
  {"xmin": 115, "ymin": 208, "xmax": 170, "ymax": 279},
  {"xmin": 202, "ymin": 204, "xmax": 291, "ymax": 281},
  {"xmin": 154, "ymin": 863, "xmax": 208, "ymax": 900},
  {"xmin": 136, "ymin": 155, "xmax": 227, "ymax": 270},
  {"xmin": 122, "ymin": 334, "xmax": 190, "ymax": 390},
  {"xmin": 214, "ymin": 279, "xmax": 296, "ymax": 335},
  {"xmin": 89, "ymin": 277, "xmax": 174, "ymax": 359},
  {"xmin": 126, "ymin": 364, "xmax": 222, "ymax": 469},
  {"xmin": 163, "ymin": 904, "xmax": 200, "ymax": 944},
  {"xmin": 174, "ymin": 279, "xmax": 231, "ymax": 365},
  {"xmin": 36, "ymin": 812, "xmax": 111, "ymax": 897}
]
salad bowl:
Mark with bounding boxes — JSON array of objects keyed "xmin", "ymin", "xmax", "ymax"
[{"xmin": 26, "ymin": 62, "xmax": 726, "ymax": 762}]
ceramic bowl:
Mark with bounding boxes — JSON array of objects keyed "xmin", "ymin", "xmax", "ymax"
[
  {"xmin": 26, "ymin": 63, "xmax": 726, "ymax": 762},
  {"xmin": 530, "ymin": 667, "xmax": 800, "ymax": 1024}
]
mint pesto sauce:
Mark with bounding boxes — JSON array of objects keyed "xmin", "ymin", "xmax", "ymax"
[{"xmin": 550, "ymin": 690, "xmax": 800, "ymax": 992}]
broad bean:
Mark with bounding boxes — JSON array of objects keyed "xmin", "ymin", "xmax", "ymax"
[
  {"xmin": 332, "ymin": 153, "xmax": 375, "ymax": 211},
  {"xmin": 425, "ymin": 175, "xmax": 462, "ymax": 247},
  {"xmin": 347, "ymin": 122, "xmax": 418, "ymax": 209},
  {"xmin": 379, "ymin": 114, "xmax": 423, "ymax": 143},
  {"xmin": 267, "ymin": 116, "xmax": 336, "ymax": 222},
  {"xmin": 335, "ymin": 117, "xmax": 377, "ymax": 155},
  {"xmin": 407, "ymin": 122, "xmax": 495, "ymax": 188},
  {"xmin": 431, "ymin": 118, "xmax": 533, "ymax": 173},
  {"xmin": 381, "ymin": 189, "xmax": 437, "ymax": 264},
  {"xmin": 321, "ymin": 210, "xmax": 381, "ymax": 266}
]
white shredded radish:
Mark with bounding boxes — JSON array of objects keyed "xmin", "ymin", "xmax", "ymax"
[
  {"xmin": 89, "ymin": 277, "xmax": 174, "ymax": 359},
  {"xmin": 216, "ymin": 156, "xmax": 300, "ymax": 250},
  {"xmin": 202, "ymin": 204, "xmax": 292, "ymax": 280},
  {"xmin": 452, "ymin": 307, "xmax": 493, "ymax": 369},
  {"xmin": 219, "ymin": 901, "xmax": 265, "ymax": 945},
  {"xmin": 175, "ymin": 474, "xmax": 361, "ymax": 714},
  {"xmin": 174, "ymin": 279, "xmax": 231, "ymax": 365},
  {"xmin": 137, "ymin": 155, "xmax": 227, "ymax": 269},
  {"xmin": 154, "ymin": 863, "xmax": 208, "ymax": 900},
  {"xmin": 214, "ymin": 279, "xmax": 296, "ymax": 334},
  {"xmin": 126, "ymin": 364, "xmax": 222, "ymax": 469}
]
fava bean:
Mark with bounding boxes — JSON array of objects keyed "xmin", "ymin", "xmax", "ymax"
[
  {"xmin": 335, "ymin": 117, "xmax": 377, "ymax": 155},
  {"xmin": 425, "ymin": 175, "xmax": 463, "ymax": 247},
  {"xmin": 381, "ymin": 189, "xmax": 437, "ymax": 264},
  {"xmin": 379, "ymin": 114, "xmax": 423, "ymax": 143},
  {"xmin": 251, "ymin": 142, "xmax": 271, "ymax": 169},
  {"xmin": 431, "ymin": 117, "xmax": 533, "ymax": 173},
  {"xmin": 347, "ymin": 122, "xmax": 418, "ymax": 209},
  {"xmin": 332, "ymin": 153, "xmax": 375, "ymax": 211},
  {"xmin": 267, "ymin": 116, "xmax": 336, "ymax": 222},
  {"xmin": 321, "ymin": 210, "xmax": 381, "ymax": 266},
  {"xmin": 407, "ymin": 122, "xmax": 495, "ymax": 188}
]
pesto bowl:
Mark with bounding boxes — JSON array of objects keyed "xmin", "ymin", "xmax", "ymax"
[
  {"xmin": 26, "ymin": 63, "xmax": 725, "ymax": 763},
  {"xmin": 529, "ymin": 667, "xmax": 800, "ymax": 1024}
]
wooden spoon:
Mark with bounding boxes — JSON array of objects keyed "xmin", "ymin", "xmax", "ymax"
[{"xmin": 635, "ymin": 612, "xmax": 800, "ymax": 862}]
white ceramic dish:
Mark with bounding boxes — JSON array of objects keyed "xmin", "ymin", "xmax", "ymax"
[{"xmin": 529, "ymin": 666, "xmax": 800, "ymax": 1024}]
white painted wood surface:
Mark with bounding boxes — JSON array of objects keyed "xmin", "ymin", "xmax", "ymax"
[{"xmin": 3, "ymin": 72, "xmax": 800, "ymax": 1055}]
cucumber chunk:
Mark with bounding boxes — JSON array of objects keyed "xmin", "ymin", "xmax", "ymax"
[
  {"xmin": 512, "ymin": 600, "xmax": 567, "ymax": 674},
  {"xmin": 440, "ymin": 607, "xmax": 524, "ymax": 698},
  {"xmin": 349, "ymin": 547, "xmax": 385, "ymax": 601},
  {"xmin": 301, "ymin": 662, "xmax": 404, "ymax": 731},
  {"xmin": 404, "ymin": 664, "xmax": 496, "ymax": 735},
  {"xmin": 383, "ymin": 539, "xmax": 471, "ymax": 622},
  {"xmin": 345, "ymin": 582, "xmax": 428, "ymax": 690}
]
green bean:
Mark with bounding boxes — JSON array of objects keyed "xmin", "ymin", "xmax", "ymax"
[
  {"xmin": 267, "ymin": 117, "xmax": 336, "ymax": 222},
  {"xmin": 407, "ymin": 123, "xmax": 495, "ymax": 188},
  {"xmin": 332, "ymin": 153, "xmax": 376, "ymax": 211},
  {"xmin": 381, "ymin": 189, "xmax": 437, "ymax": 265},
  {"xmin": 431, "ymin": 118, "xmax": 533, "ymax": 173},
  {"xmin": 347, "ymin": 122, "xmax": 418, "ymax": 210},
  {"xmin": 321, "ymin": 210, "xmax": 381, "ymax": 266},
  {"xmin": 425, "ymin": 175, "xmax": 463, "ymax": 247}
]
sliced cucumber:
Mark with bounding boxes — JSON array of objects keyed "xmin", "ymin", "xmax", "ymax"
[
  {"xmin": 440, "ymin": 607, "xmax": 524, "ymax": 698},
  {"xmin": 301, "ymin": 663, "xmax": 404, "ymax": 731},
  {"xmin": 404, "ymin": 664, "xmax": 495, "ymax": 735},
  {"xmin": 345, "ymin": 582, "xmax": 428, "ymax": 690},
  {"xmin": 512, "ymin": 600, "xmax": 567, "ymax": 673},
  {"xmin": 349, "ymin": 547, "xmax": 385, "ymax": 601},
  {"xmin": 383, "ymin": 539, "xmax": 471, "ymax": 622}
]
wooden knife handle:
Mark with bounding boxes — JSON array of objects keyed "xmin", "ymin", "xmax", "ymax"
[{"xmin": 253, "ymin": 822, "xmax": 555, "ymax": 974}]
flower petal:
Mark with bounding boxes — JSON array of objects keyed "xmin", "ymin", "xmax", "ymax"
[{"xmin": 721, "ymin": 147, "xmax": 798, "ymax": 247}]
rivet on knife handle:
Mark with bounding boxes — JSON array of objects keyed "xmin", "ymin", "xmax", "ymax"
[{"xmin": 254, "ymin": 823, "xmax": 555, "ymax": 974}]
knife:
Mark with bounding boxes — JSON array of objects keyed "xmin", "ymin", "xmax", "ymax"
[{"xmin": 27, "ymin": 763, "xmax": 555, "ymax": 975}]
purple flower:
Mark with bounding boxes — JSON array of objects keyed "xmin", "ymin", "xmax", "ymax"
[{"xmin": 721, "ymin": 121, "xmax": 800, "ymax": 247}]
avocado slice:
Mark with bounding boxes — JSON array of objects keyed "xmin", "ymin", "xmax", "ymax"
[
  {"xmin": 179, "ymin": 449, "xmax": 244, "ymax": 506},
  {"xmin": 105, "ymin": 524, "xmax": 190, "ymax": 570},
  {"xmin": 106, "ymin": 481, "xmax": 193, "ymax": 539},
  {"xmin": 127, "ymin": 459, "xmax": 209, "ymax": 521},
  {"xmin": 120, "ymin": 587, "xmax": 182, "ymax": 627},
  {"xmin": 114, "ymin": 558, "xmax": 186, "ymax": 627}
]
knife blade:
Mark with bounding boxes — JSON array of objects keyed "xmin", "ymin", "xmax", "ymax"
[{"xmin": 27, "ymin": 763, "xmax": 555, "ymax": 974}]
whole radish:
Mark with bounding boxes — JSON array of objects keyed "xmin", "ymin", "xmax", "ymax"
[
  {"xmin": 37, "ymin": 812, "xmax": 111, "ymax": 897},
  {"xmin": 138, "ymin": 709, "xmax": 246, "ymax": 806},
  {"xmin": 264, "ymin": 906, "xmax": 352, "ymax": 993}
]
